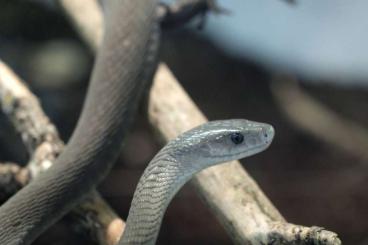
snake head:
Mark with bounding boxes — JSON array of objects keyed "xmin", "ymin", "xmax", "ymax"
[{"xmin": 172, "ymin": 119, "xmax": 274, "ymax": 167}]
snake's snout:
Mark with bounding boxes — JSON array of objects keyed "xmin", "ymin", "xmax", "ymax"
[{"xmin": 260, "ymin": 124, "xmax": 275, "ymax": 147}]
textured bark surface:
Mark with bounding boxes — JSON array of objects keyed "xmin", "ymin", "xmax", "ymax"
[
  {"xmin": 0, "ymin": 60, "xmax": 123, "ymax": 245},
  {"xmin": 0, "ymin": 61, "xmax": 63, "ymax": 176}
]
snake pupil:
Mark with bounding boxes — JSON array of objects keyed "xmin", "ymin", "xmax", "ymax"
[{"xmin": 231, "ymin": 132, "xmax": 244, "ymax": 144}]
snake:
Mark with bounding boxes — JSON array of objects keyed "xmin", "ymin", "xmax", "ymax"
[
  {"xmin": 0, "ymin": 0, "xmax": 159, "ymax": 244},
  {"xmin": 120, "ymin": 119, "xmax": 274, "ymax": 244},
  {"xmin": 0, "ymin": 0, "xmax": 274, "ymax": 244}
]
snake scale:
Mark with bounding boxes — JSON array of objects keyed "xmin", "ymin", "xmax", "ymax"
[
  {"xmin": 0, "ymin": 1, "xmax": 275, "ymax": 244},
  {"xmin": 0, "ymin": 0, "xmax": 159, "ymax": 244},
  {"xmin": 120, "ymin": 119, "xmax": 274, "ymax": 244}
]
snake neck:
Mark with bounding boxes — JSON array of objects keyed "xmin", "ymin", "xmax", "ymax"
[{"xmin": 119, "ymin": 146, "xmax": 198, "ymax": 245}]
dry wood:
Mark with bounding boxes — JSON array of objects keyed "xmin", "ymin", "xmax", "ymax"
[
  {"xmin": 0, "ymin": 60, "xmax": 123, "ymax": 245},
  {"xmin": 0, "ymin": 62, "xmax": 63, "ymax": 176}
]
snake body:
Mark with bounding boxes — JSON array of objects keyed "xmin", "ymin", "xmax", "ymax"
[
  {"xmin": 0, "ymin": 1, "xmax": 275, "ymax": 244},
  {"xmin": 0, "ymin": 0, "xmax": 159, "ymax": 244},
  {"xmin": 120, "ymin": 119, "xmax": 274, "ymax": 244}
]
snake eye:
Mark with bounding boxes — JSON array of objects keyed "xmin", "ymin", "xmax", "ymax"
[{"xmin": 230, "ymin": 132, "xmax": 244, "ymax": 145}]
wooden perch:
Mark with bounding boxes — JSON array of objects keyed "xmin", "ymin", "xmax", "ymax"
[
  {"xmin": 57, "ymin": 0, "xmax": 341, "ymax": 244},
  {"xmin": 0, "ymin": 61, "xmax": 124, "ymax": 245},
  {"xmin": 0, "ymin": 61, "xmax": 64, "ymax": 177}
]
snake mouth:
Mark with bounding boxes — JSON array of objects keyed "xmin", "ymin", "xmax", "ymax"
[{"xmin": 216, "ymin": 143, "xmax": 271, "ymax": 160}]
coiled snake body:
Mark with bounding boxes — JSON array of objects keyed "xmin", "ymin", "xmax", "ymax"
[
  {"xmin": 0, "ymin": 1, "xmax": 274, "ymax": 244},
  {"xmin": 0, "ymin": 0, "xmax": 159, "ymax": 244}
]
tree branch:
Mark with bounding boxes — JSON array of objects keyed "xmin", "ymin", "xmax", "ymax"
[
  {"xmin": 57, "ymin": 0, "xmax": 341, "ymax": 244},
  {"xmin": 0, "ymin": 62, "xmax": 64, "ymax": 177},
  {"xmin": 0, "ymin": 60, "xmax": 124, "ymax": 245}
]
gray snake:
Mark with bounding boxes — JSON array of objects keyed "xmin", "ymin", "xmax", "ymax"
[
  {"xmin": 0, "ymin": 0, "xmax": 159, "ymax": 244},
  {"xmin": 120, "ymin": 119, "xmax": 274, "ymax": 244},
  {"xmin": 0, "ymin": 1, "xmax": 274, "ymax": 244}
]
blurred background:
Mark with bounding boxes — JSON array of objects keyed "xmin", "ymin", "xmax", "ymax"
[{"xmin": 1, "ymin": 0, "xmax": 368, "ymax": 244}]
